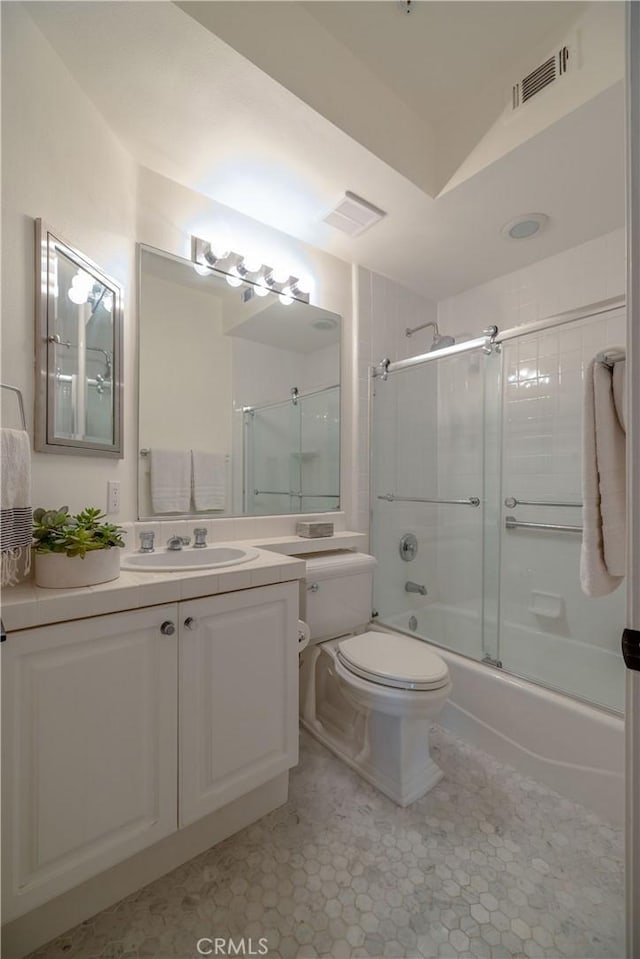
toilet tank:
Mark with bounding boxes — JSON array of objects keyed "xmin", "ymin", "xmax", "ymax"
[{"xmin": 299, "ymin": 551, "xmax": 378, "ymax": 643}]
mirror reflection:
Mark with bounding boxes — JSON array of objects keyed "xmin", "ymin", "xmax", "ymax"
[
  {"xmin": 35, "ymin": 220, "xmax": 123, "ymax": 456},
  {"xmin": 138, "ymin": 247, "xmax": 341, "ymax": 519}
]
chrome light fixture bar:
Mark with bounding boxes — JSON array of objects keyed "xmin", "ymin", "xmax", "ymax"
[{"xmin": 191, "ymin": 236, "xmax": 310, "ymax": 304}]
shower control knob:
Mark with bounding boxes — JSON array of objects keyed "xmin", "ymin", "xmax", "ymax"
[
  {"xmin": 160, "ymin": 621, "xmax": 175, "ymax": 636},
  {"xmin": 184, "ymin": 617, "xmax": 197, "ymax": 630}
]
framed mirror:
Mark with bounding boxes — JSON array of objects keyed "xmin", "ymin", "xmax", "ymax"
[
  {"xmin": 138, "ymin": 245, "xmax": 341, "ymax": 519},
  {"xmin": 35, "ymin": 219, "xmax": 123, "ymax": 457}
]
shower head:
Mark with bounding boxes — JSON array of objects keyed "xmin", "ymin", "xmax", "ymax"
[
  {"xmin": 404, "ymin": 320, "xmax": 455, "ymax": 351},
  {"xmin": 429, "ymin": 333, "xmax": 455, "ymax": 351}
]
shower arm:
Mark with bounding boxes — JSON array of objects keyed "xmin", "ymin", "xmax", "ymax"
[{"xmin": 405, "ymin": 320, "xmax": 439, "ymax": 338}]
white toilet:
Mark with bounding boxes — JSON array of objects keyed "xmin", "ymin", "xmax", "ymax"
[{"xmin": 298, "ymin": 551, "xmax": 452, "ymax": 806}]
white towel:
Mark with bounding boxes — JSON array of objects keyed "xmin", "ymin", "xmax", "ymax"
[
  {"xmin": 580, "ymin": 352, "xmax": 626, "ymax": 597},
  {"xmin": 149, "ymin": 448, "xmax": 191, "ymax": 514},
  {"xmin": 1, "ymin": 428, "xmax": 32, "ymax": 586},
  {"xmin": 191, "ymin": 450, "xmax": 226, "ymax": 511}
]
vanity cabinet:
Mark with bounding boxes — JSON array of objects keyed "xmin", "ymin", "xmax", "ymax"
[
  {"xmin": 2, "ymin": 581, "xmax": 299, "ymax": 922},
  {"xmin": 2, "ymin": 604, "xmax": 179, "ymax": 920},
  {"xmin": 180, "ymin": 583, "xmax": 299, "ymax": 826}
]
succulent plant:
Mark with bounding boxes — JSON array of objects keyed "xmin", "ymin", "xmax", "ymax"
[{"xmin": 32, "ymin": 506, "xmax": 125, "ymax": 559}]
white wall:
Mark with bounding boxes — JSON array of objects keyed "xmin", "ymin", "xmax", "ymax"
[
  {"xmin": 1, "ymin": 4, "xmax": 355, "ymax": 539},
  {"xmin": 1, "ymin": 2, "xmax": 137, "ymax": 516},
  {"xmin": 437, "ymin": 227, "xmax": 625, "ymax": 336}
]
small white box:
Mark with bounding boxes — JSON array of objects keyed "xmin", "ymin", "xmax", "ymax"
[{"xmin": 296, "ymin": 522, "xmax": 334, "ymax": 538}]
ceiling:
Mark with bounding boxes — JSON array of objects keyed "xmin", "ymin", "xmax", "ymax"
[
  {"xmin": 302, "ymin": 2, "xmax": 583, "ymax": 126},
  {"xmin": 26, "ymin": 1, "xmax": 625, "ymax": 301}
]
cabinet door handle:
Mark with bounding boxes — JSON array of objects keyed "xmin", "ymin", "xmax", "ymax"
[
  {"xmin": 160, "ymin": 621, "xmax": 176, "ymax": 636},
  {"xmin": 307, "ymin": 582, "xmax": 319, "ymax": 592},
  {"xmin": 184, "ymin": 617, "xmax": 197, "ymax": 630}
]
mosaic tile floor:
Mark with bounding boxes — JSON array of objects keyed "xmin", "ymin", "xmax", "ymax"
[{"xmin": 28, "ymin": 728, "xmax": 624, "ymax": 959}]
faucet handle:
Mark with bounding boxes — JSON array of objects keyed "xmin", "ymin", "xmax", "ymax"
[
  {"xmin": 193, "ymin": 527, "xmax": 208, "ymax": 548},
  {"xmin": 139, "ymin": 530, "xmax": 155, "ymax": 553}
]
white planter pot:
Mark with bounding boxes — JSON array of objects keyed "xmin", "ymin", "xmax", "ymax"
[{"xmin": 34, "ymin": 548, "xmax": 121, "ymax": 589}]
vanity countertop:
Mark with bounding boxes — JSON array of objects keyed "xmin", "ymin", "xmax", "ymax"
[{"xmin": 1, "ymin": 547, "xmax": 306, "ymax": 634}]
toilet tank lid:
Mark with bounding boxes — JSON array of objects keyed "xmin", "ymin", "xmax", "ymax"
[{"xmin": 301, "ymin": 550, "xmax": 377, "ymax": 580}]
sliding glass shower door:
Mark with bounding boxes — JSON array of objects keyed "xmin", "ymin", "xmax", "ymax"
[
  {"xmin": 371, "ymin": 310, "xmax": 627, "ymax": 712},
  {"xmin": 497, "ymin": 314, "xmax": 626, "ymax": 711},
  {"xmin": 371, "ymin": 346, "xmax": 499, "ymax": 664},
  {"xmin": 244, "ymin": 386, "xmax": 340, "ymax": 515}
]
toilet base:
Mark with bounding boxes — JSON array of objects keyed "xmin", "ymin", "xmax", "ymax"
[
  {"xmin": 300, "ymin": 713, "xmax": 444, "ymax": 806},
  {"xmin": 299, "ymin": 641, "xmax": 449, "ymax": 806}
]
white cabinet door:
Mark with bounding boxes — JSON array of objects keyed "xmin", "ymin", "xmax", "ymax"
[
  {"xmin": 2, "ymin": 604, "xmax": 178, "ymax": 920},
  {"xmin": 179, "ymin": 582, "xmax": 298, "ymax": 826}
]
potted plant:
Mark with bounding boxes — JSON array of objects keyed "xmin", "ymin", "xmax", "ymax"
[{"xmin": 32, "ymin": 506, "xmax": 125, "ymax": 588}]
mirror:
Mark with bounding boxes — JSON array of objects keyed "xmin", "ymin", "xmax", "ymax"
[
  {"xmin": 35, "ymin": 219, "xmax": 123, "ymax": 457},
  {"xmin": 137, "ymin": 246, "xmax": 341, "ymax": 518}
]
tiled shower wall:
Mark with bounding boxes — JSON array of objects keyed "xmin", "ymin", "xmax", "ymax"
[{"xmin": 359, "ymin": 228, "xmax": 626, "ymax": 536}]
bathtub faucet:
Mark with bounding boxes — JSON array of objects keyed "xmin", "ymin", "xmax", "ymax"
[{"xmin": 405, "ymin": 581, "xmax": 427, "ymax": 596}]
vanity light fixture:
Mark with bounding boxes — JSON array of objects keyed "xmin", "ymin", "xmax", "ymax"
[{"xmin": 191, "ymin": 235, "xmax": 311, "ymax": 304}]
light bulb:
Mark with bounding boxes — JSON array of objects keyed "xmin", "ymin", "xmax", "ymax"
[
  {"xmin": 295, "ymin": 275, "xmax": 312, "ymax": 295},
  {"xmin": 242, "ymin": 256, "xmax": 262, "ymax": 274},
  {"xmin": 193, "ymin": 263, "xmax": 211, "ymax": 276},
  {"xmin": 254, "ymin": 282, "xmax": 269, "ymax": 297},
  {"xmin": 268, "ymin": 267, "xmax": 290, "ymax": 286},
  {"xmin": 72, "ymin": 270, "xmax": 92, "ymax": 291},
  {"xmin": 279, "ymin": 290, "xmax": 294, "ymax": 306},
  {"xmin": 68, "ymin": 285, "xmax": 88, "ymax": 305},
  {"xmin": 226, "ymin": 270, "xmax": 243, "ymax": 288}
]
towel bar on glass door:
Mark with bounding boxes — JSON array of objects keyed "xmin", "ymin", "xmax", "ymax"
[
  {"xmin": 254, "ymin": 490, "xmax": 339, "ymax": 498},
  {"xmin": 504, "ymin": 497, "xmax": 583, "ymax": 509},
  {"xmin": 378, "ymin": 493, "xmax": 481, "ymax": 507},
  {"xmin": 505, "ymin": 516, "xmax": 582, "ymax": 533}
]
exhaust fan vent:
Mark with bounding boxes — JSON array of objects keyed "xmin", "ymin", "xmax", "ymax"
[
  {"xmin": 323, "ymin": 191, "xmax": 387, "ymax": 237},
  {"xmin": 512, "ymin": 45, "xmax": 570, "ymax": 110}
]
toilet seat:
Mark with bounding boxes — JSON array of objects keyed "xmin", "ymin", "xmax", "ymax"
[{"xmin": 337, "ymin": 630, "xmax": 450, "ymax": 691}]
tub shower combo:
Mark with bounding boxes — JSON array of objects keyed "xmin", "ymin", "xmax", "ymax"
[{"xmin": 371, "ymin": 299, "xmax": 627, "ymax": 820}]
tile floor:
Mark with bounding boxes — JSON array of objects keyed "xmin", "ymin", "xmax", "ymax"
[{"xmin": 28, "ymin": 728, "xmax": 624, "ymax": 959}]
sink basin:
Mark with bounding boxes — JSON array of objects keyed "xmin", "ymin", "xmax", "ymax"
[{"xmin": 121, "ymin": 545, "xmax": 259, "ymax": 572}]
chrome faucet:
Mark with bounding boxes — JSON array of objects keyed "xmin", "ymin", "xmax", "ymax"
[
  {"xmin": 139, "ymin": 531, "xmax": 155, "ymax": 553},
  {"xmin": 193, "ymin": 528, "xmax": 208, "ymax": 548},
  {"xmin": 167, "ymin": 535, "xmax": 190, "ymax": 551},
  {"xmin": 405, "ymin": 581, "xmax": 427, "ymax": 596}
]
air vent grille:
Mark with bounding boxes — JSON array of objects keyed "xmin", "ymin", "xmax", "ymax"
[
  {"xmin": 512, "ymin": 45, "xmax": 571, "ymax": 111},
  {"xmin": 322, "ymin": 192, "xmax": 387, "ymax": 237},
  {"xmin": 522, "ymin": 56, "xmax": 556, "ymax": 102}
]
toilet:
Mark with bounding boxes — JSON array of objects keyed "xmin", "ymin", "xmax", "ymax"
[{"xmin": 298, "ymin": 551, "xmax": 452, "ymax": 806}]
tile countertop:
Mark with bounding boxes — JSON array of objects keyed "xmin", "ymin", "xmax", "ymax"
[
  {"xmin": 0, "ymin": 532, "xmax": 369, "ymax": 634},
  {"xmin": 1, "ymin": 548, "xmax": 306, "ymax": 634}
]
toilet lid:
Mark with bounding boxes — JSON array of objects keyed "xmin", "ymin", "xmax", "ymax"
[{"xmin": 337, "ymin": 630, "xmax": 450, "ymax": 691}]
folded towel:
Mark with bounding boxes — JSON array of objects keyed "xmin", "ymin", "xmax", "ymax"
[
  {"xmin": 191, "ymin": 450, "xmax": 226, "ymax": 511},
  {"xmin": 1, "ymin": 428, "xmax": 32, "ymax": 586},
  {"xmin": 149, "ymin": 448, "xmax": 191, "ymax": 514},
  {"xmin": 580, "ymin": 352, "xmax": 626, "ymax": 596}
]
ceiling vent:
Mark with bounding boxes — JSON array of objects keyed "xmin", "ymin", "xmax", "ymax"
[
  {"xmin": 512, "ymin": 45, "xmax": 571, "ymax": 110},
  {"xmin": 323, "ymin": 192, "xmax": 387, "ymax": 237}
]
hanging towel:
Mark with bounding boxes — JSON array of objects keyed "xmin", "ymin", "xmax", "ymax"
[
  {"xmin": 191, "ymin": 450, "xmax": 226, "ymax": 511},
  {"xmin": 149, "ymin": 448, "xmax": 191, "ymax": 514},
  {"xmin": 1, "ymin": 429, "xmax": 32, "ymax": 586},
  {"xmin": 580, "ymin": 351, "xmax": 626, "ymax": 597}
]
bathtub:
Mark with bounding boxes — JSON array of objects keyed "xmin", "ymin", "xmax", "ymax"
[{"xmin": 380, "ymin": 607, "xmax": 625, "ymax": 824}]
